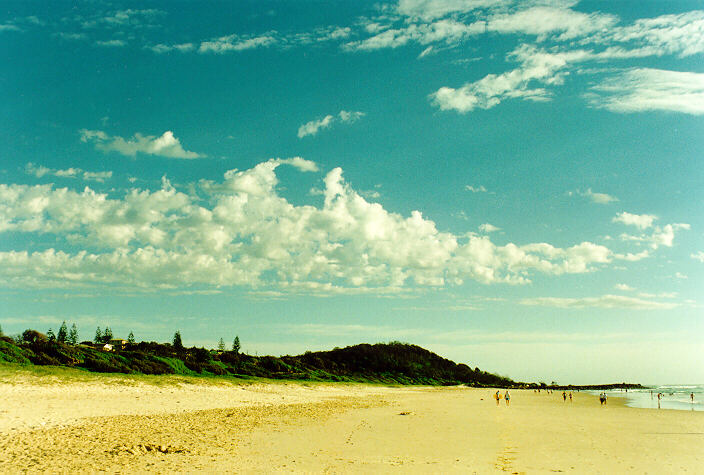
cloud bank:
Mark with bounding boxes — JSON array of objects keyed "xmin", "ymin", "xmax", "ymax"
[{"xmin": 2, "ymin": 159, "xmax": 680, "ymax": 294}]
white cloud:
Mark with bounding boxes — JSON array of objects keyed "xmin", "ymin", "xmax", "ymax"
[
  {"xmin": 430, "ymin": 45, "xmax": 590, "ymax": 112},
  {"xmin": 487, "ymin": 6, "xmax": 617, "ymax": 41},
  {"xmin": 148, "ymin": 43, "xmax": 195, "ymax": 53},
  {"xmin": 465, "ymin": 185, "xmax": 487, "ymax": 193},
  {"xmin": 0, "ymin": 24, "xmax": 21, "ymax": 32},
  {"xmin": 614, "ymin": 283, "xmax": 634, "ymax": 291},
  {"xmin": 579, "ymin": 188, "xmax": 618, "ymax": 204},
  {"xmin": 345, "ymin": 19, "xmax": 485, "ymax": 51},
  {"xmin": 199, "ymin": 34, "xmax": 277, "ymax": 53},
  {"xmin": 0, "ymin": 160, "xmax": 628, "ymax": 292},
  {"xmin": 95, "ymin": 39, "xmax": 127, "ymax": 47},
  {"xmin": 79, "ymin": 129, "xmax": 204, "ymax": 159},
  {"xmin": 271, "ymin": 157, "xmax": 319, "ymax": 172},
  {"xmin": 520, "ymin": 294, "xmax": 678, "ymax": 309},
  {"xmin": 297, "ymin": 111, "xmax": 365, "ymax": 138},
  {"xmin": 479, "ymin": 223, "xmax": 500, "ymax": 233},
  {"xmin": 675, "ymin": 272, "xmax": 688, "ymax": 280},
  {"xmin": 612, "ymin": 211, "xmax": 656, "ymax": 230},
  {"xmin": 297, "ymin": 115, "xmax": 335, "ymax": 138},
  {"xmin": 608, "ymin": 11, "xmax": 704, "ymax": 58},
  {"xmin": 692, "ymin": 251, "xmax": 704, "ymax": 263},
  {"xmin": 25, "ymin": 163, "xmax": 113, "ymax": 183},
  {"xmin": 587, "ymin": 68, "xmax": 704, "ymax": 115},
  {"xmin": 396, "ymin": 0, "xmax": 504, "ymax": 21}
]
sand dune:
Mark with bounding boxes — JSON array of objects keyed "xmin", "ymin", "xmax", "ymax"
[{"xmin": 1, "ymin": 373, "xmax": 702, "ymax": 473}]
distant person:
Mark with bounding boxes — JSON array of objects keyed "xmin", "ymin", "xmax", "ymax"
[
  {"xmin": 569, "ymin": 392, "xmax": 573, "ymax": 402},
  {"xmin": 657, "ymin": 392, "xmax": 662, "ymax": 409},
  {"xmin": 599, "ymin": 392, "xmax": 606, "ymax": 405},
  {"xmin": 691, "ymin": 393, "xmax": 695, "ymax": 403},
  {"xmin": 562, "ymin": 391, "xmax": 567, "ymax": 402},
  {"xmin": 495, "ymin": 390, "xmax": 501, "ymax": 406},
  {"xmin": 504, "ymin": 391, "xmax": 510, "ymax": 406}
]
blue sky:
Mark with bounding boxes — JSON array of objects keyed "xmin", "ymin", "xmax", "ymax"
[{"xmin": 1, "ymin": 0, "xmax": 702, "ymax": 384}]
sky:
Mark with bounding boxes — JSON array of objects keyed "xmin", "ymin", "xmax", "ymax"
[{"xmin": 1, "ymin": 0, "xmax": 703, "ymax": 385}]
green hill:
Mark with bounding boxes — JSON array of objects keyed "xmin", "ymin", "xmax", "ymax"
[{"xmin": 0, "ymin": 335, "xmax": 513, "ymax": 387}]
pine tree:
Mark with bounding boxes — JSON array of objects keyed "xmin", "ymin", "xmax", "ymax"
[
  {"xmin": 57, "ymin": 321, "xmax": 68, "ymax": 343},
  {"xmin": 103, "ymin": 327, "xmax": 113, "ymax": 343},
  {"xmin": 173, "ymin": 331, "xmax": 183, "ymax": 350},
  {"xmin": 68, "ymin": 324, "xmax": 78, "ymax": 345},
  {"xmin": 95, "ymin": 326, "xmax": 102, "ymax": 344},
  {"xmin": 232, "ymin": 335, "xmax": 240, "ymax": 354},
  {"xmin": 218, "ymin": 338, "xmax": 225, "ymax": 352},
  {"xmin": 127, "ymin": 331, "xmax": 135, "ymax": 344},
  {"xmin": 47, "ymin": 328, "xmax": 56, "ymax": 342}
]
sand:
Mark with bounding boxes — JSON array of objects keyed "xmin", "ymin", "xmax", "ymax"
[{"xmin": 1, "ymin": 371, "xmax": 702, "ymax": 473}]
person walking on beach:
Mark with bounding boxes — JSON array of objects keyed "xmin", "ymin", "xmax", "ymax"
[
  {"xmin": 562, "ymin": 391, "xmax": 567, "ymax": 402},
  {"xmin": 569, "ymin": 392, "xmax": 573, "ymax": 402},
  {"xmin": 504, "ymin": 390, "xmax": 510, "ymax": 406},
  {"xmin": 691, "ymin": 393, "xmax": 695, "ymax": 403},
  {"xmin": 495, "ymin": 390, "xmax": 501, "ymax": 406}
]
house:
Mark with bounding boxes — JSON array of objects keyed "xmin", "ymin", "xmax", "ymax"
[{"xmin": 108, "ymin": 339, "xmax": 128, "ymax": 349}]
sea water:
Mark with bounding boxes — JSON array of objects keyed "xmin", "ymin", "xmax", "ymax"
[{"xmin": 597, "ymin": 384, "xmax": 704, "ymax": 412}]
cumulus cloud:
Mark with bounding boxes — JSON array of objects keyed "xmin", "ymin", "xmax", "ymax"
[
  {"xmin": 79, "ymin": 129, "xmax": 204, "ymax": 159},
  {"xmin": 520, "ymin": 294, "xmax": 678, "ymax": 309},
  {"xmin": 297, "ymin": 110, "xmax": 365, "ymax": 138},
  {"xmin": 0, "ymin": 160, "xmax": 631, "ymax": 292},
  {"xmin": 25, "ymin": 163, "xmax": 112, "ymax": 183},
  {"xmin": 587, "ymin": 68, "xmax": 704, "ymax": 115},
  {"xmin": 692, "ymin": 251, "xmax": 704, "ymax": 263},
  {"xmin": 612, "ymin": 211, "xmax": 656, "ymax": 230}
]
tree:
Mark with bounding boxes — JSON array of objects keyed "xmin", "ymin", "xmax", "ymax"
[
  {"xmin": 68, "ymin": 324, "xmax": 78, "ymax": 345},
  {"xmin": 95, "ymin": 327, "xmax": 102, "ymax": 344},
  {"xmin": 232, "ymin": 335, "xmax": 240, "ymax": 354},
  {"xmin": 0, "ymin": 323, "xmax": 3, "ymax": 337},
  {"xmin": 218, "ymin": 338, "xmax": 225, "ymax": 352},
  {"xmin": 173, "ymin": 331, "xmax": 183, "ymax": 350},
  {"xmin": 57, "ymin": 321, "xmax": 68, "ymax": 343},
  {"xmin": 127, "ymin": 331, "xmax": 135, "ymax": 344},
  {"xmin": 103, "ymin": 327, "xmax": 113, "ymax": 343},
  {"xmin": 47, "ymin": 328, "xmax": 56, "ymax": 342}
]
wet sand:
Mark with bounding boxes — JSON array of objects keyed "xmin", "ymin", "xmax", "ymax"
[{"xmin": 1, "ymin": 372, "xmax": 702, "ymax": 473}]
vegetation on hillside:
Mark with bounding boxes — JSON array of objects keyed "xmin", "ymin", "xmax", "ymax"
[{"xmin": 0, "ymin": 329, "xmax": 514, "ymax": 386}]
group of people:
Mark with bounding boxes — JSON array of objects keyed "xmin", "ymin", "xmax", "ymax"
[
  {"xmin": 562, "ymin": 391, "xmax": 573, "ymax": 402},
  {"xmin": 599, "ymin": 392, "xmax": 608, "ymax": 405},
  {"xmin": 494, "ymin": 390, "xmax": 510, "ymax": 406}
]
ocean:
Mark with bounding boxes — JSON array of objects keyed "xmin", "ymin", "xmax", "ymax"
[{"xmin": 596, "ymin": 384, "xmax": 704, "ymax": 412}]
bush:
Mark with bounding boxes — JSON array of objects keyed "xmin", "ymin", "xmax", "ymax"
[{"xmin": 0, "ymin": 340, "xmax": 33, "ymax": 364}]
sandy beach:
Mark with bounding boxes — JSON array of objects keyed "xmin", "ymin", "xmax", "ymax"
[{"xmin": 1, "ymin": 370, "xmax": 702, "ymax": 473}]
